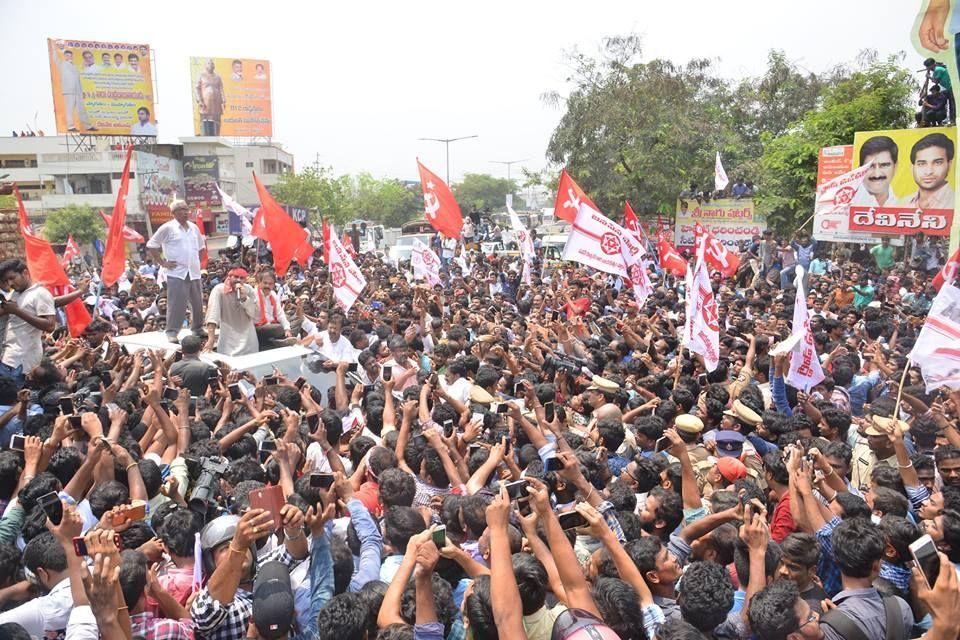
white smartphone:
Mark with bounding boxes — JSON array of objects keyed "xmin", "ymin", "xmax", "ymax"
[{"xmin": 910, "ymin": 534, "xmax": 941, "ymax": 590}]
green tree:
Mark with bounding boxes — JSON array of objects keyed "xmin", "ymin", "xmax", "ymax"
[
  {"xmin": 758, "ymin": 52, "xmax": 915, "ymax": 231},
  {"xmin": 453, "ymin": 173, "xmax": 522, "ymax": 211},
  {"xmin": 347, "ymin": 174, "xmax": 422, "ymax": 228},
  {"xmin": 268, "ymin": 167, "xmax": 352, "ymax": 227},
  {"xmin": 42, "ymin": 204, "xmax": 103, "ymax": 246}
]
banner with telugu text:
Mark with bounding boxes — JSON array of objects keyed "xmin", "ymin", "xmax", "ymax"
[{"xmin": 674, "ymin": 198, "xmax": 765, "ymax": 250}]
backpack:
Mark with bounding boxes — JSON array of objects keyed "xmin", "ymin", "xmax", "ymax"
[{"xmin": 819, "ymin": 596, "xmax": 904, "ymax": 640}]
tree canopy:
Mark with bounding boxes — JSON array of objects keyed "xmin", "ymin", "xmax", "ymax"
[
  {"xmin": 42, "ymin": 204, "xmax": 103, "ymax": 246},
  {"xmin": 453, "ymin": 173, "xmax": 523, "ymax": 211},
  {"xmin": 543, "ymin": 37, "xmax": 917, "ymax": 229}
]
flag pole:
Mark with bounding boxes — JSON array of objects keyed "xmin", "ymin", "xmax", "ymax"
[
  {"xmin": 796, "ymin": 213, "xmax": 816, "ymax": 230},
  {"xmin": 893, "ymin": 361, "xmax": 911, "ymax": 420}
]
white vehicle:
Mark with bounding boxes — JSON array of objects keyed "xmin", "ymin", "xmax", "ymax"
[
  {"xmin": 346, "ymin": 220, "xmax": 385, "ymax": 253},
  {"xmin": 387, "ymin": 233, "xmax": 433, "ymax": 264}
]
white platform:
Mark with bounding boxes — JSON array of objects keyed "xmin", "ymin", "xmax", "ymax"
[{"xmin": 113, "ymin": 330, "xmax": 335, "ymax": 388}]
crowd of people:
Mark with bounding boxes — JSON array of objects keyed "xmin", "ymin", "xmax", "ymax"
[{"xmin": 1, "ymin": 201, "xmax": 960, "ymax": 640}]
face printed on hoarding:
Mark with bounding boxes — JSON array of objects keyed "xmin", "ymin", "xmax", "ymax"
[
  {"xmin": 913, "ymin": 144, "xmax": 951, "ymax": 193},
  {"xmin": 863, "ymin": 150, "xmax": 896, "ymax": 197}
]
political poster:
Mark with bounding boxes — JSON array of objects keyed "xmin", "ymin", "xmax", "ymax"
[
  {"xmin": 183, "ymin": 156, "xmax": 221, "ymax": 206},
  {"xmin": 190, "ymin": 57, "xmax": 273, "ymax": 137},
  {"xmin": 817, "ymin": 146, "xmax": 853, "ymax": 187},
  {"xmin": 47, "ymin": 38, "xmax": 156, "ymax": 136},
  {"xmin": 849, "ymin": 127, "xmax": 957, "ymax": 237},
  {"xmin": 674, "ymin": 199, "xmax": 765, "ymax": 250},
  {"xmin": 137, "ymin": 151, "xmax": 184, "ymax": 228}
]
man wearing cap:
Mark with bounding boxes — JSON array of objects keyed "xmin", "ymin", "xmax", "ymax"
[
  {"xmin": 674, "ymin": 414, "xmax": 709, "ymax": 464},
  {"xmin": 204, "ymin": 267, "xmax": 260, "ymax": 356},
  {"xmin": 147, "ymin": 200, "xmax": 205, "ymax": 343},
  {"xmin": 850, "ymin": 415, "xmax": 903, "ymax": 492}
]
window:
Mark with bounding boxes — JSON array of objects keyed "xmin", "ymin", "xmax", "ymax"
[
  {"xmin": 262, "ymin": 160, "xmax": 278, "ymax": 174},
  {"xmin": 3, "ymin": 159, "xmax": 25, "ymax": 168},
  {"xmin": 245, "ymin": 161, "xmax": 254, "ymax": 168}
]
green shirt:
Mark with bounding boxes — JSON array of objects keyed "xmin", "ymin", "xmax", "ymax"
[
  {"xmin": 870, "ymin": 244, "xmax": 895, "ymax": 270},
  {"xmin": 934, "ymin": 66, "xmax": 952, "ymax": 91},
  {"xmin": 853, "ymin": 284, "xmax": 875, "ymax": 308}
]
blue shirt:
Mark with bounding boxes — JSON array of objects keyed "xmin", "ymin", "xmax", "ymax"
[{"xmin": 848, "ymin": 371, "xmax": 881, "ymax": 416}]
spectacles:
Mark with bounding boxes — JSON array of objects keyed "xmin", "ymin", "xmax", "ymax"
[{"xmin": 798, "ymin": 608, "xmax": 819, "ymax": 629}]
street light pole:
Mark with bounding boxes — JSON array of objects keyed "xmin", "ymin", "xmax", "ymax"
[
  {"xmin": 418, "ymin": 135, "xmax": 478, "ymax": 184},
  {"xmin": 490, "ymin": 159, "xmax": 528, "ymax": 182}
]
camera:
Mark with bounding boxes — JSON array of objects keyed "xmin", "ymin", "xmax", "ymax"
[
  {"xmin": 543, "ymin": 354, "xmax": 589, "ymax": 375},
  {"xmin": 187, "ymin": 457, "xmax": 229, "ymax": 519}
]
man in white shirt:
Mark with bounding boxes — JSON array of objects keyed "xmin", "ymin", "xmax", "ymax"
[
  {"xmin": 852, "ymin": 135, "xmax": 900, "ymax": 207},
  {"xmin": 146, "ymin": 201, "xmax": 205, "ymax": 343},
  {"xmin": 305, "ymin": 312, "xmax": 357, "ymax": 366},
  {"xmin": 899, "ymin": 132, "xmax": 955, "ymax": 210},
  {"xmin": 254, "ymin": 270, "xmax": 294, "ymax": 350},
  {"xmin": 0, "ymin": 532, "xmax": 73, "ymax": 637},
  {"xmin": 0, "ymin": 259, "xmax": 56, "ymax": 387},
  {"xmin": 439, "ymin": 358, "xmax": 472, "ymax": 405},
  {"xmin": 130, "ymin": 106, "xmax": 158, "ymax": 136}
]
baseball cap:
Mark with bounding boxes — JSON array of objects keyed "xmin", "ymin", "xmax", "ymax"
[
  {"xmin": 253, "ymin": 561, "xmax": 295, "ymax": 640},
  {"xmin": 552, "ymin": 608, "xmax": 621, "ymax": 640}
]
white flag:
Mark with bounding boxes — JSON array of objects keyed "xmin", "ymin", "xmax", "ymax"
[
  {"xmin": 217, "ymin": 184, "xmax": 255, "ymax": 239},
  {"xmin": 686, "ymin": 241, "xmax": 720, "ymax": 371},
  {"xmin": 811, "ymin": 161, "xmax": 873, "ymax": 243},
  {"xmin": 909, "ymin": 284, "xmax": 960, "ymax": 392},
  {"xmin": 681, "ymin": 264, "xmax": 694, "ymax": 345},
  {"xmin": 326, "ymin": 223, "xmax": 366, "ymax": 312},
  {"xmin": 786, "ymin": 267, "xmax": 825, "ymax": 391},
  {"xmin": 619, "ymin": 235, "xmax": 652, "ymax": 307},
  {"xmin": 411, "ymin": 238, "xmax": 441, "ymax": 286},
  {"xmin": 714, "ymin": 152, "xmax": 729, "ymax": 192},
  {"xmin": 562, "ymin": 202, "xmax": 631, "ymax": 278},
  {"xmin": 508, "ymin": 205, "xmax": 535, "ymax": 285}
]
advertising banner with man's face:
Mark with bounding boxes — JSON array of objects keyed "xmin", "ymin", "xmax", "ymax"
[
  {"xmin": 47, "ymin": 38, "xmax": 156, "ymax": 136},
  {"xmin": 137, "ymin": 151, "xmax": 184, "ymax": 227},
  {"xmin": 189, "ymin": 57, "xmax": 272, "ymax": 137},
  {"xmin": 674, "ymin": 199, "xmax": 766, "ymax": 250},
  {"xmin": 849, "ymin": 127, "xmax": 957, "ymax": 236}
]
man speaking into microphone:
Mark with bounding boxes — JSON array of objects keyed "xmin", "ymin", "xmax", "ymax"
[{"xmin": 204, "ymin": 266, "xmax": 260, "ymax": 355}]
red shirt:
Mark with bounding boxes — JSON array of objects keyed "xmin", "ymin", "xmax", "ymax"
[
  {"xmin": 770, "ymin": 493, "xmax": 797, "ymax": 543},
  {"xmin": 355, "ymin": 481, "xmax": 381, "ymax": 519}
]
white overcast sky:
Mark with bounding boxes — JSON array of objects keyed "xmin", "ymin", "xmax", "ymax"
[{"xmin": 1, "ymin": 0, "xmax": 924, "ymax": 183}]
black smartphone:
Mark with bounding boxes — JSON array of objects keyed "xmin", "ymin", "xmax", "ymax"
[
  {"xmin": 38, "ymin": 491, "xmax": 63, "ymax": 525},
  {"xmin": 9, "ymin": 434, "xmax": 25, "ymax": 451},
  {"xmin": 543, "ymin": 401, "xmax": 555, "ymax": 423},
  {"xmin": 188, "ymin": 397, "xmax": 197, "ymax": 418},
  {"xmin": 513, "ymin": 382, "xmax": 523, "ymax": 397},
  {"xmin": 58, "ymin": 396, "xmax": 75, "ymax": 415},
  {"xmin": 68, "ymin": 415, "xmax": 82, "ymax": 429},
  {"xmin": 551, "ymin": 311, "xmax": 560, "ymax": 322},
  {"xmin": 544, "ymin": 456, "xmax": 563, "ymax": 472},
  {"xmin": 294, "ymin": 377, "xmax": 307, "ymax": 390},
  {"xmin": 496, "ymin": 403, "xmax": 510, "ymax": 415},
  {"xmin": 382, "ymin": 366, "xmax": 393, "ymax": 381},
  {"xmin": 911, "ymin": 534, "xmax": 941, "ymax": 589},
  {"xmin": 654, "ymin": 436, "xmax": 670, "ymax": 453},
  {"xmin": 504, "ymin": 480, "xmax": 527, "ymax": 501},
  {"xmin": 348, "ymin": 363, "xmax": 358, "ymax": 373},
  {"xmin": 307, "ymin": 413, "xmax": 320, "ymax": 432},
  {"xmin": 100, "ymin": 372, "xmax": 113, "ymax": 387},
  {"xmin": 163, "ymin": 387, "xmax": 179, "ymax": 401},
  {"xmin": 259, "ymin": 440, "xmax": 277, "ymax": 462},
  {"xmin": 174, "ymin": 351, "xmax": 183, "ymax": 362},
  {"xmin": 228, "ymin": 383, "xmax": 243, "ymax": 401},
  {"xmin": 557, "ymin": 510, "xmax": 588, "ymax": 531},
  {"xmin": 264, "ymin": 376, "xmax": 280, "ymax": 386},
  {"xmin": 432, "ymin": 525, "xmax": 447, "ymax": 549},
  {"xmin": 309, "ymin": 473, "xmax": 335, "ymax": 489}
]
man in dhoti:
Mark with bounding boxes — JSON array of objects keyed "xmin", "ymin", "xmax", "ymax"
[
  {"xmin": 204, "ymin": 267, "xmax": 259, "ymax": 356},
  {"xmin": 196, "ymin": 59, "xmax": 225, "ymax": 136},
  {"xmin": 56, "ymin": 49, "xmax": 94, "ymax": 132}
]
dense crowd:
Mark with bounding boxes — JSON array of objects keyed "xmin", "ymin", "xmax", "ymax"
[{"xmin": 0, "ymin": 208, "xmax": 960, "ymax": 640}]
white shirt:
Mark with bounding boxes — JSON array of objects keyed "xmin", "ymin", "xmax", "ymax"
[
  {"xmin": 65, "ymin": 605, "xmax": 98, "ymax": 640},
  {"xmin": 146, "ymin": 219, "xmax": 204, "ymax": 280},
  {"xmin": 313, "ymin": 330, "xmax": 358, "ymax": 363},
  {"xmin": 2, "ymin": 283, "xmax": 55, "ymax": 372},
  {"xmin": 441, "ymin": 376, "xmax": 473, "ymax": 406},
  {"xmin": 0, "ymin": 577, "xmax": 73, "ymax": 637},
  {"xmin": 852, "ymin": 184, "xmax": 897, "ymax": 207},
  {"xmin": 131, "ymin": 121, "xmax": 158, "ymax": 135}
]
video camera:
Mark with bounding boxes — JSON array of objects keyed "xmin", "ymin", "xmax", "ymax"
[
  {"xmin": 186, "ymin": 456, "xmax": 229, "ymax": 520},
  {"xmin": 543, "ymin": 354, "xmax": 591, "ymax": 376}
]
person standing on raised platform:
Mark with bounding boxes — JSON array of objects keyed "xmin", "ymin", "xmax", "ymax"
[
  {"xmin": 204, "ymin": 266, "xmax": 259, "ymax": 356},
  {"xmin": 146, "ymin": 200, "xmax": 205, "ymax": 344}
]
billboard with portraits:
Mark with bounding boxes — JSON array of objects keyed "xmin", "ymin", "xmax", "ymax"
[{"xmin": 189, "ymin": 57, "xmax": 272, "ymax": 137}]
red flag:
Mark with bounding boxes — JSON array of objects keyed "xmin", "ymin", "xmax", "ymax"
[
  {"xmin": 934, "ymin": 246, "xmax": 960, "ymax": 290},
  {"xmin": 100, "ymin": 146, "xmax": 134, "ymax": 287},
  {"xmin": 694, "ymin": 222, "xmax": 740, "ymax": 278},
  {"xmin": 195, "ymin": 206, "xmax": 208, "ymax": 269},
  {"xmin": 61, "ymin": 235, "xmax": 80, "ymax": 266},
  {"xmin": 342, "ymin": 230, "xmax": 357, "ymax": 257},
  {"xmin": 554, "ymin": 169, "xmax": 600, "ymax": 223},
  {"xmin": 417, "ymin": 160, "xmax": 463, "ymax": 239},
  {"xmin": 14, "ymin": 185, "xmax": 91, "ymax": 336},
  {"xmin": 657, "ymin": 234, "xmax": 687, "ymax": 276},
  {"xmin": 321, "ymin": 218, "xmax": 331, "ymax": 263},
  {"xmin": 99, "ymin": 211, "xmax": 144, "ymax": 243},
  {"xmin": 252, "ymin": 172, "xmax": 310, "ymax": 276}
]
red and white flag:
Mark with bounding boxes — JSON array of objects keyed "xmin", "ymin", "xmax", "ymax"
[
  {"xmin": 694, "ymin": 222, "xmax": 739, "ymax": 278},
  {"xmin": 562, "ymin": 202, "xmax": 650, "ymax": 306},
  {"xmin": 933, "ymin": 246, "xmax": 960, "ymax": 291},
  {"xmin": 508, "ymin": 205, "xmax": 535, "ymax": 285},
  {"xmin": 812, "ymin": 161, "xmax": 873, "ymax": 241},
  {"xmin": 909, "ymin": 283, "xmax": 960, "ymax": 392},
  {"xmin": 62, "ymin": 235, "xmax": 80, "ymax": 266},
  {"xmin": 411, "ymin": 238, "xmax": 441, "ymax": 286},
  {"xmin": 195, "ymin": 206, "xmax": 208, "ymax": 269},
  {"xmin": 786, "ymin": 268, "xmax": 825, "ymax": 392},
  {"xmin": 657, "ymin": 233, "xmax": 687, "ymax": 277},
  {"xmin": 714, "ymin": 152, "xmax": 729, "ymax": 192},
  {"xmin": 325, "ymin": 222, "xmax": 366, "ymax": 311},
  {"xmin": 99, "ymin": 210, "xmax": 144, "ymax": 244},
  {"xmin": 686, "ymin": 239, "xmax": 720, "ymax": 372},
  {"xmin": 100, "ymin": 146, "xmax": 134, "ymax": 287},
  {"xmin": 554, "ymin": 169, "xmax": 599, "ymax": 223},
  {"xmin": 417, "ymin": 160, "xmax": 463, "ymax": 239}
]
